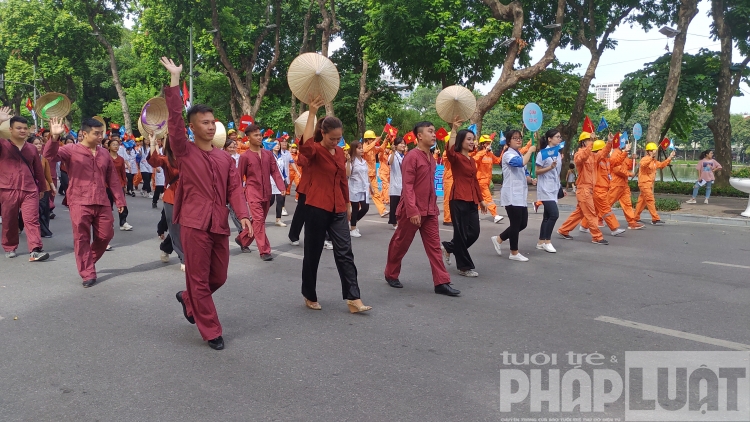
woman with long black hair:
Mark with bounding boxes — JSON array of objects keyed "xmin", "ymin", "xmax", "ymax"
[
  {"xmin": 441, "ymin": 124, "xmax": 487, "ymax": 277},
  {"xmin": 298, "ymin": 96, "xmax": 371, "ymax": 314}
]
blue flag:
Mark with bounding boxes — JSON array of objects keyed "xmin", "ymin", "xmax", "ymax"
[
  {"xmin": 262, "ymin": 140, "xmax": 277, "ymax": 150},
  {"xmin": 597, "ymin": 117, "xmax": 608, "ymax": 132},
  {"xmin": 337, "ymin": 137, "xmax": 346, "ymax": 148},
  {"xmin": 498, "ymin": 131, "xmax": 506, "ymax": 146},
  {"xmin": 386, "ymin": 117, "xmax": 392, "ymax": 125},
  {"xmin": 227, "ymin": 121, "xmax": 235, "ymax": 129},
  {"xmin": 620, "ymin": 131, "xmax": 628, "ymax": 149},
  {"xmin": 119, "ymin": 126, "xmax": 125, "ymax": 138},
  {"xmin": 540, "ymin": 144, "xmax": 563, "ymax": 160},
  {"xmin": 467, "ymin": 124, "xmax": 477, "ymax": 135}
]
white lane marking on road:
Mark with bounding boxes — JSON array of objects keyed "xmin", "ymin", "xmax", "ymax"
[
  {"xmin": 702, "ymin": 261, "xmax": 750, "ymax": 269},
  {"xmin": 0, "ymin": 316, "xmax": 4, "ymax": 321},
  {"xmin": 595, "ymin": 316, "xmax": 750, "ymax": 351},
  {"xmin": 275, "ymin": 251, "xmax": 304, "ymax": 260}
]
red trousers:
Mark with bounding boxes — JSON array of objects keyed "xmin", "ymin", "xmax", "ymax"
[
  {"xmin": 557, "ymin": 187, "xmax": 604, "ymax": 242},
  {"xmin": 384, "ymin": 213, "xmax": 450, "ymax": 286},
  {"xmin": 69, "ymin": 204, "xmax": 114, "ymax": 280},
  {"xmin": 238, "ymin": 201, "xmax": 271, "ymax": 254},
  {"xmin": 0, "ymin": 189, "xmax": 42, "ymax": 253},
  {"xmin": 181, "ymin": 226, "xmax": 229, "ymax": 341}
]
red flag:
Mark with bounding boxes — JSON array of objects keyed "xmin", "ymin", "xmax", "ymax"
[
  {"xmin": 182, "ymin": 80, "xmax": 190, "ymax": 107},
  {"xmin": 387, "ymin": 125, "xmax": 398, "ymax": 139},
  {"xmin": 435, "ymin": 127, "xmax": 448, "ymax": 140},
  {"xmin": 489, "ymin": 132, "xmax": 497, "ymax": 140},
  {"xmin": 582, "ymin": 116, "xmax": 595, "ymax": 133},
  {"xmin": 238, "ymin": 114, "xmax": 254, "ymax": 132},
  {"xmin": 263, "ymin": 129, "xmax": 274, "ymax": 138},
  {"xmin": 25, "ymin": 97, "xmax": 33, "ymax": 112},
  {"xmin": 659, "ymin": 137, "xmax": 670, "ymax": 150},
  {"xmin": 612, "ymin": 132, "xmax": 621, "ymax": 149},
  {"xmin": 403, "ymin": 131, "xmax": 417, "ymax": 145}
]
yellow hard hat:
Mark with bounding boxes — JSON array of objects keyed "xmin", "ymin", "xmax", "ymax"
[
  {"xmin": 578, "ymin": 132, "xmax": 592, "ymax": 142},
  {"xmin": 289, "ymin": 143, "xmax": 298, "ymax": 148},
  {"xmin": 591, "ymin": 139, "xmax": 606, "ymax": 152},
  {"xmin": 363, "ymin": 130, "xmax": 377, "ymax": 139},
  {"xmin": 645, "ymin": 142, "xmax": 658, "ymax": 151},
  {"xmin": 479, "ymin": 134, "xmax": 491, "ymax": 144}
]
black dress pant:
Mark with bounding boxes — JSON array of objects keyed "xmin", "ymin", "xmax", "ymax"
[
  {"xmin": 38, "ymin": 191, "xmax": 53, "ymax": 237},
  {"xmin": 58, "ymin": 171, "xmax": 69, "ymax": 196},
  {"xmin": 141, "ymin": 172, "xmax": 152, "ymax": 193},
  {"xmin": 442, "ymin": 200, "xmax": 480, "ymax": 271},
  {"xmin": 500, "ymin": 205, "xmax": 528, "ymax": 251},
  {"xmin": 107, "ymin": 188, "xmax": 128, "ymax": 227},
  {"xmin": 126, "ymin": 173, "xmax": 135, "ymax": 194},
  {"xmin": 350, "ymin": 200, "xmax": 369, "ymax": 227},
  {"xmin": 269, "ymin": 194, "xmax": 286, "ymax": 219},
  {"xmin": 153, "ymin": 185, "xmax": 164, "ymax": 205},
  {"xmin": 301, "ymin": 205, "xmax": 361, "ymax": 302},
  {"xmin": 539, "ymin": 201, "xmax": 559, "ymax": 240},
  {"xmin": 289, "ymin": 193, "xmax": 307, "ymax": 242},
  {"xmin": 388, "ymin": 195, "xmax": 400, "ymax": 225}
]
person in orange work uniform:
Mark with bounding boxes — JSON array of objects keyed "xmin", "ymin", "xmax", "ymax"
[
  {"xmin": 378, "ymin": 143, "xmax": 391, "ymax": 203},
  {"xmin": 286, "ymin": 143, "xmax": 302, "ymax": 200},
  {"xmin": 608, "ymin": 143, "xmax": 644, "ymax": 230},
  {"xmin": 362, "ymin": 130, "xmax": 388, "ymax": 217},
  {"xmin": 634, "ymin": 142, "xmax": 675, "ymax": 225},
  {"xmin": 556, "ymin": 132, "xmax": 612, "ymax": 245},
  {"xmin": 473, "ymin": 134, "xmax": 504, "ymax": 224},
  {"xmin": 591, "ymin": 136, "xmax": 626, "ymax": 237}
]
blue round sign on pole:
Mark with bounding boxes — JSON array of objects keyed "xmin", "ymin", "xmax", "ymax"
[
  {"xmin": 633, "ymin": 123, "xmax": 643, "ymax": 141},
  {"xmin": 522, "ymin": 103, "xmax": 543, "ymax": 133}
]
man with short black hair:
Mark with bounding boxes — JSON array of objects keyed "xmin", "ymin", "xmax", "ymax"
[
  {"xmin": 0, "ymin": 108, "xmax": 50, "ymax": 261},
  {"xmin": 44, "ymin": 116, "xmax": 127, "ymax": 287},
  {"xmin": 384, "ymin": 121, "xmax": 459, "ymax": 296}
]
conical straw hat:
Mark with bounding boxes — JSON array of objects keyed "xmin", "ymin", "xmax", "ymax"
[
  {"xmin": 294, "ymin": 111, "xmax": 318, "ymax": 138},
  {"xmin": 137, "ymin": 118, "xmax": 146, "ymax": 137},
  {"xmin": 0, "ymin": 119, "xmax": 10, "ymax": 139},
  {"xmin": 35, "ymin": 92, "xmax": 71, "ymax": 120},
  {"xmin": 287, "ymin": 53, "xmax": 340, "ymax": 104},
  {"xmin": 435, "ymin": 85, "xmax": 476, "ymax": 123},
  {"xmin": 212, "ymin": 121, "xmax": 227, "ymax": 149},
  {"xmin": 140, "ymin": 97, "xmax": 168, "ymax": 137},
  {"xmin": 93, "ymin": 115, "xmax": 106, "ymax": 126}
]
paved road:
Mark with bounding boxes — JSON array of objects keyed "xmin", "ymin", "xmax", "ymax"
[{"xmin": 1, "ymin": 193, "xmax": 748, "ymax": 421}]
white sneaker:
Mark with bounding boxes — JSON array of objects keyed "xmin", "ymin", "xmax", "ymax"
[
  {"xmin": 509, "ymin": 253, "xmax": 529, "ymax": 262},
  {"xmin": 350, "ymin": 228, "xmax": 361, "ymax": 238},
  {"xmin": 180, "ymin": 264, "xmax": 185, "ymax": 272},
  {"xmin": 704, "ymin": 198, "xmax": 709, "ymax": 204},
  {"xmin": 160, "ymin": 251, "xmax": 170, "ymax": 263},
  {"xmin": 275, "ymin": 220, "xmax": 287, "ymax": 227},
  {"xmin": 323, "ymin": 240, "xmax": 333, "ymax": 250},
  {"xmin": 290, "ymin": 240, "xmax": 300, "ymax": 246},
  {"xmin": 0, "ymin": 216, "xmax": 3, "ymax": 223},
  {"xmin": 611, "ymin": 228, "xmax": 626, "ymax": 237},
  {"xmin": 281, "ymin": 208, "xmax": 288, "ymax": 216},
  {"xmin": 686, "ymin": 198, "xmax": 696, "ymax": 204},
  {"xmin": 458, "ymin": 269, "xmax": 478, "ymax": 277},
  {"xmin": 490, "ymin": 236, "xmax": 502, "ymax": 256},
  {"xmin": 441, "ymin": 246, "xmax": 451, "ymax": 266},
  {"xmin": 148, "ymin": 192, "xmax": 154, "ymax": 199},
  {"xmin": 536, "ymin": 243, "xmax": 545, "ymax": 250},
  {"xmin": 494, "ymin": 215, "xmax": 504, "ymax": 223},
  {"xmin": 392, "ymin": 225, "xmax": 397, "ymax": 230},
  {"xmin": 543, "ymin": 243, "xmax": 557, "ymax": 253},
  {"xmin": 294, "ymin": 199, "xmax": 298, "ymax": 203},
  {"xmin": 120, "ymin": 223, "xmax": 133, "ymax": 231},
  {"xmin": 578, "ymin": 226, "xmax": 590, "ymax": 233}
]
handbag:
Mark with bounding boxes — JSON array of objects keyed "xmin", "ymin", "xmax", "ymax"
[{"xmin": 557, "ymin": 186, "xmax": 565, "ymax": 199}]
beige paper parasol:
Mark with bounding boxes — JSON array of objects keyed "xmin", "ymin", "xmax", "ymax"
[
  {"xmin": 0, "ymin": 120, "xmax": 11, "ymax": 139},
  {"xmin": 287, "ymin": 53, "xmax": 340, "ymax": 104},
  {"xmin": 212, "ymin": 121, "xmax": 227, "ymax": 149},
  {"xmin": 435, "ymin": 85, "xmax": 476, "ymax": 123},
  {"xmin": 35, "ymin": 92, "xmax": 71, "ymax": 120},
  {"xmin": 294, "ymin": 111, "xmax": 318, "ymax": 138},
  {"xmin": 140, "ymin": 97, "xmax": 169, "ymax": 137}
]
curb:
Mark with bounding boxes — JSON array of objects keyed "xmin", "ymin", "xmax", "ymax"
[{"xmin": 535, "ymin": 203, "xmax": 750, "ymax": 227}]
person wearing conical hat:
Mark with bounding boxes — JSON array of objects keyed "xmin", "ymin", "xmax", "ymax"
[
  {"xmin": 362, "ymin": 130, "xmax": 389, "ymax": 217},
  {"xmin": 556, "ymin": 131, "xmax": 612, "ymax": 245},
  {"xmin": 0, "ymin": 108, "xmax": 50, "ymax": 262},
  {"xmin": 473, "ymin": 134, "xmax": 503, "ymax": 224},
  {"xmin": 634, "ymin": 142, "xmax": 674, "ymax": 225}
]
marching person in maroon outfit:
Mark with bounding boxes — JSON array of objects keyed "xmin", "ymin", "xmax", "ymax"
[
  {"xmin": 237, "ymin": 124, "xmax": 285, "ymax": 261},
  {"xmin": 44, "ymin": 117, "xmax": 126, "ymax": 286},
  {"xmin": 160, "ymin": 57, "xmax": 251, "ymax": 351},
  {"xmin": 298, "ymin": 96, "xmax": 371, "ymax": 313},
  {"xmin": 384, "ymin": 121, "xmax": 460, "ymax": 296},
  {"xmin": 0, "ymin": 108, "xmax": 49, "ymax": 261}
]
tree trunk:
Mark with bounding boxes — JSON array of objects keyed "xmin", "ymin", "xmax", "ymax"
[
  {"xmin": 356, "ymin": 57, "xmax": 372, "ymax": 138},
  {"xmin": 471, "ymin": 0, "xmax": 566, "ymax": 134},
  {"xmin": 317, "ymin": 0, "xmax": 339, "ymax": 116},
  {"xmin": 645, "ymin": 0, "xmax": 698, "ymax": 148},
  {"xmin": 250, "ymin": 0, "xmax": 282, "ymax": 117},
  {"xmin": 228, "ymin": 78, "xmax": 239, "ymax": 125},
  {"xmin": 87, "ymin": 18, "xmax": 132, "ymax": 133},
  {"xmin": 210, "ymin": 0, "xmax": 253, "ymax": 116}
]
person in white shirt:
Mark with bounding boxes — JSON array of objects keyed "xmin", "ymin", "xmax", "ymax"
[
  {"xmin": 535, "ymin": 129, "xmax": 564, "ymax": 253},
  {"xmin": 270, "ymin": 142, "xmax": 288, "ymax": 227},
  {"xmin": 491, "ymin": 130, "xmax": 536, "ymax": 262},
  {"xmin": 118, "ymin": 140, "xmax": 137, "ymax": 196},
  {"xmin": 346, "ymin": 141, "xmax": 369, "ymax": 237},
  {"xmin": 150, "ymin": 135, "xmax": 166, "ymax": 209},
  {"xmin": 278, "ymin": 138, "xmax": 300, "ymax": 216},
  {"xmin": 387, "ymin": 138, "xmax": 406, "ymax": 229},
  {"xmin": 136, "ymin": 139, "xmax": 153, "ymax": 198}
]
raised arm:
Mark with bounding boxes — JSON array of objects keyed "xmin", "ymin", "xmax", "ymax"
[
  {"xmin": 43, "ymin": 117, "xmax": 71, "ymax": 164},
  {"xmin": 300, "ymin": 96, "xmax": 326, "ymax": 160},
  {"xmin": 159, "ymin": 57, "xmax": 188, "ymax": 158}
]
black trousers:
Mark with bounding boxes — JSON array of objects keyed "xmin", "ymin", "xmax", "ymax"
[
  {"xmin": 107, "ymin": 188, "xmax": 129, "ymax": 227},
  {"xmin": 58, "ymin": 171, "xmax": 69, "ymax": 196},
  {"xmin": 350, "ymin": 200, "xmax": 369, "ymax": 227},
  {"xmin": 126, "ymin": 173, "xmax": 135, "ymax": 194},
  {"xmin": 153, "ymin": 185, "xmax": 164, "ymax": 205},
  {"xmin": 289, "ymin": 193, "xmax": 307, "ymax": 242},
  {"xmin": 38, "ymin": 191, "xmax": 53, "ymax": 237},
  {"xmin": 388, "ymin": 195, "xmax": 401, "ymax": 225},
  {"xmin": 269, "ymin": 194, "xmax": 286, "ymax": 219},
  {"xmin": 141, "ymin": 172, "xmax": 152, "ymax": 193},
  {"xmin": 539, "ymin": 201, "xmax": 559, "ymax": 240},
  {"xmin": 500, "ymin": 205, "xmax": 528, "ymax": 251},
  {"xmin": 302, "ymin": 205, "xmax": 360, "ymax": 302},
  {"xmin": 442, "ymin": 200, "xmax": 480, "ymax": 271}
]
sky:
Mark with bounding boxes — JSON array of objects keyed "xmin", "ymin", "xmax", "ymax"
[{"xmin": 475, "ymin": 1, "xmax": 750, "ymax": 114}]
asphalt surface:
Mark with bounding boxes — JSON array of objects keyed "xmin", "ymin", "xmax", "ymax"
[{"xmin": 1, "ymin": 192, "xmax": 749, "ymax": 421}]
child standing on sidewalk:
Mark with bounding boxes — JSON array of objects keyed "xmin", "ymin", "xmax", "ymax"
[
  {"xmin": 686, "ymin": 150, "xmax": 722, "ymax": 204},
  {"xmin": 566, "ymin": 163, "xmax": 577, "ymax": 192}
]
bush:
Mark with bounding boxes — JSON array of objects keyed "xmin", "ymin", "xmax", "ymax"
[
  {"xmin": 492, "ymin": 174, "xmax": 503, "ymax": 184},
  {"xmin": 627, "ymin": 180, "xmax": 747, "ymax": 197},
  {"xmin": 613, "ymin": 196, "xmax": 680, "ymax": 212},
  {"xmin": 732, "ymin": 167, "xmax": 750, "ymax": 178}
]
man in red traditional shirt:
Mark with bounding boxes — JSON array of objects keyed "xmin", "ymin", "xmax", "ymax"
[
  {"xmin": 0, "ymin": 108, "xmax": 49, "ymax": 261},
  {"xmin": 384, "ymin": 121, "xmax": 460, "ymax": 296},
  {"xmin": 160, "ymin": 57, "xmax": 252, "ymax": 351},
  {"xmin": 44, "ymin": 117, "xmax": 127, "ymax": 285}
]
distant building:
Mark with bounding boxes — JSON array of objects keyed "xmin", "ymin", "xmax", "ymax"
[{"xmin": 591, "ymin": 82, "xmax": 622, "ymax": 110}]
